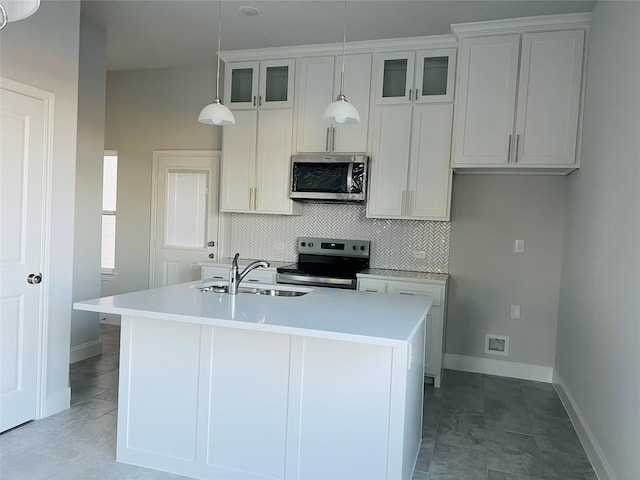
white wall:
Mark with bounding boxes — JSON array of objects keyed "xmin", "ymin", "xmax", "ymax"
[
  {"xmin": 102, "ymin": 65, "xmax": 219, "ymax": 296},
  {"xmin": 447, "ymin": 175, "xmax": 567, "ymax": 368},
  {"xmin": 555, "ymin": 2, "xmax": 640, "ymax": 478},
  {"xmin": 0, "ymin": 0, "xmax": 80, "ymax": 414},
  {"xmin": 70, "ymin": 15, "xmax": 107, "ymax": 362}
]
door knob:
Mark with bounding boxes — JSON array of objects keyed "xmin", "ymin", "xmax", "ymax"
[
  {"xmin": 27, "ymin": 273, "xmax": 42, "ymax": 284},
  {"xmin": 207, "ymin": 241, "xmax": 215, "ymax": 247}
]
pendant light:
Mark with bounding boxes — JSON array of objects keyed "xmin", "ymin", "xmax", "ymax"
[
  {"xmin": 198, "ymin": 0, "xmax": 235, "ymax": 126},
  {"xmin": 0, "ymin": 0, "xmax": 40, "ymax": 30},
  {"xmin": 322, "ymin": 0, "xmax": 359, "ymax": 125}
]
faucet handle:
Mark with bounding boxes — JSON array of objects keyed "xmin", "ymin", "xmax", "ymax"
[{"xmin": 232, "ymin": 253, "xmax": 240, "ymax": 269}]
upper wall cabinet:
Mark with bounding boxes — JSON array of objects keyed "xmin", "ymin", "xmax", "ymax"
[
  {"xmin": 295, "ymin": 54, "xmax": 372, "ymax": 153},
  {"xmin": 223, "ymin": 59, "xmax": 295, "ymax": 110},
  {"xmin": 451, "ymin": 17, "xmax": 588, "ymax": 174},
  {"xmin": 374, "ymin": 49, "xmax": 456, "ymax": 105}
]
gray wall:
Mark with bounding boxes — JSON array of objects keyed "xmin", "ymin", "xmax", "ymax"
[
  {"xmin": 0, "ymin": 0, "xmax": 80, "ymax": 414},
  {"xmin": 447, "ymin": 175, "xmax": 567, "ymax": 367},
  {"xmin": 71, "ymin": 15, "xmax": 107, "ymax": 359},
  {"xmin": 555, "ymin": 2, "xmax": 640, "ymax": 478},
  {"xmin": 102, "ymin": 65, "xmax": 219, "ymax": 296}
]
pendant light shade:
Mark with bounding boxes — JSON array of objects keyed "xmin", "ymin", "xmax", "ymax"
[
  {"xmin": 198, "ymin": 99, "xmax": 235, "ymax": 125},
  {"xmin": 0, "ymin": 0, "xmax": 40, "ymax": 30},
  {"xmin": 198, "ymin": 1, "xmax": 235, "ymax": 126},
  {"xmin": 322, "ymin": 0, "xmax": 359, "ymax": 126},
  {"xmin": 323, "ymin": 94, "xmax": 360, "ymax": 125}
]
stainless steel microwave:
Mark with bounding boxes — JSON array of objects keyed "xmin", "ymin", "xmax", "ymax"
[{"xmin": 289, "ymin": 154, "xmax": 369, "ymax": 203}]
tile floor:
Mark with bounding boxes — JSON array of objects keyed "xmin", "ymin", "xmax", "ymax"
[{"xmin": 0, "ymin": 324, "xmax": 596, "ymax": 480}]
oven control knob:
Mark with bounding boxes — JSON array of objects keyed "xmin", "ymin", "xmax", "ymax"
[
  {"xmin": 360, "ymin": 245, "xmax": 366, "ymax": 251},
  {"xmin": 308, "ymin": 242, "xmax": 313, "ymax": 247},
  {"xmin": 352, "ymin": 245, "xmax": 356, "ymax": 250},
  {"xmin": 300, "ymin": 242, "xmax": 306, "ymax": 247}
]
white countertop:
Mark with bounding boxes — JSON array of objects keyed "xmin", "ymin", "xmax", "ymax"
[
  {"xmin": 359, "ymin": 268, "xmax": 449, "ymax": 284},
  {"xmin": 74, "ymin": 281, "xmax": 431, "ymax": 347}
]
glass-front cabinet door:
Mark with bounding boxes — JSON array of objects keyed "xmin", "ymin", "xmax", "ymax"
[
  {"xmin": 375, "ymin": 49, "xmax": 456, "ymax": 105},
  {"xmin": 224, "ymin": 61, "xmax": 259, "ymax": 109},
  {"xmin": 259, "ymin": 59, "xmax": 295, "ymax": 109},
  {"xmin": 224, "ymin": 59, "xmax": 294, "ymax": 110},
  {"xmin": 375, "ymin": 51, "xmax": 415, "ymax": 105},
  {"xmin": 414, "ymin": 49, "xmax": 456, "ymax": 103}
]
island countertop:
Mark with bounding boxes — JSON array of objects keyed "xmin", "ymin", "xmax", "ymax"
[{"xmin": 74, "ymin": 281, "xmax": 432, "ymax": 347}]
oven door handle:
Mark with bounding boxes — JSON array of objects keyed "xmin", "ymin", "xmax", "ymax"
[{"xmin": 276, "ymin": 273, "xmax": 355, "ymax": 288}]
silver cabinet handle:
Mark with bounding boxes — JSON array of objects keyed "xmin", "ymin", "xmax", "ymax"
[
  {"xmin": 253, "ymin": 96, "xmax": 256, "ymax": 107},
  {"xmin": 515, "ymin": 134, "xmax": 520, "ymax": 163},
  {"xmin": 27, "ymin": 273, "xmax": 42, "ymax": 284},
  {"xmin": 415, "ymin": 88, "xmax": 419, "ymax": 101},
  {"xmin": 326, "ymin": 128, "xmax": 330, "ymax": 152},
  {"xmin": 407, "ymin": 191, "xmax": 413, "ymax": 216},
  {"xmin": 401, "ymin": 191, "xmax": 406, "ymax": 216},
  {"xmin": 332, "ymin": 127, "xmax": 336, "ymax": 151},
  {"xmin": 507, "ymin": 134, "xmax": 512, "ymax": 163},
  {"xmin": 259, "ymin": 95, "xmax": 262, "ymax": 106},
  {"xmin": 249, "ymin": 188, "xmax": 254, "ymax": 210},
  {"xmin": 254, "ymin": 188, "xmax": 258, "ymax": 209},
  {"xmin": 408, "ymin": 89, "xmax": 412, "ymax": 101}
]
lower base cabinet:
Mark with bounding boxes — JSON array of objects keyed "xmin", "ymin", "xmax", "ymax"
[{"xmin": 358, "ymin": 274, "xmax": 448, "ymax": 387}]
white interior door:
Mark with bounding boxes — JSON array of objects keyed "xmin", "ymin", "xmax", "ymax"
[
  {"xmin": 1, "ymin": 80, "xmax": 49, "ymax": 432},
  {"xmin": 150, "ymin": 151, "xmax": 221, "ymax": 288}
]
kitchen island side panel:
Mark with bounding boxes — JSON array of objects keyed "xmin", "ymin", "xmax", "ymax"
[{"xmin": 115, "ymin": 315, "xmax": 423, "ymax": 479}]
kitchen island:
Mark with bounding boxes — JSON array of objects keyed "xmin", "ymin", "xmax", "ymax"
[{"xmin": 74, "ymin": 280, "xmax": 432, "ymax": 480}]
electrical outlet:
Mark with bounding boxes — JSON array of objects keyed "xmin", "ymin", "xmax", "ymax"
[
  {"xmin": 485, "ymin": 334, "xmax": 509, "ymax": 356},
  {"xmin": 413, "ymin": 250, "xmax": 426, "ymax": 259},
  {"xmin": 274, "ymin": 242, "xmax": 284, "ymax": 251},
  {"xmin": 514, "ymin": 239, "xmax": 525, "ymax": 253},
  {"xmin": 510, "ymin": 305, "xmax": 521, "ymax": 319}
]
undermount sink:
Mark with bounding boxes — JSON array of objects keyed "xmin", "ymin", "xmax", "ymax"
[
  {"xmin": 194, "ymin": 283, "xmax": 309, "ymax": 297},
  {"xmin": 238, "ymin": 287, "xmax": 308, "ymax": 297}
]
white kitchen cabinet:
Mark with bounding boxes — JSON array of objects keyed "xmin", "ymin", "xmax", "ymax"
[
  {"xmin": 295, "ymin": 54, "xmax": 371, "ymax": 153},
  {"xmin": 201, "ymin": 265, "xmax": 276, "ymax": 284},
  {"xmin": 223, "ymin": 59, "xmax": 295, "ymax": 110},
  {"xmin": 221, "ymin": 109, "xmax": 302, "ymax": 215},
  {"xmin": 374, "ymin": 49, "xmax": 456, "ymax": 105},
  {"xmin": 452, "ymin": 30, "xmax": 585, "ymax": 172},
  {"xmin": 367, "ymin": 103, "xmax": 453, "ymax": 220},
  {"xmin": 358, "ymin": 273, "xmax": 448, "ymax": 387}
]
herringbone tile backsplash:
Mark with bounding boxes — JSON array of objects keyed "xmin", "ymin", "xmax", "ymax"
[{"xmin": 230, "ymin": 204, "xmax": 450, "ymax": 273}]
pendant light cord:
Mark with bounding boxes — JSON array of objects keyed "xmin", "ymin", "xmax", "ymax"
[
  {"xmin": 215, "ymin": 0, "xmax": 223, "ymax": 100},
  {"xmin": 339, "ymin": 0, "xmax": 347, "ymax": 96}
]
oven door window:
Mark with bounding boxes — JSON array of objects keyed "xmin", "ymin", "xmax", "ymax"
[{"xmin": 292, "ymin": 162, "xmax": 361, "ymax": 194}]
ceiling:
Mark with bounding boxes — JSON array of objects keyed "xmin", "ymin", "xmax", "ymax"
[{"xmin": 80, "ymin": 0, "xmax": 596, "ymax": 71}]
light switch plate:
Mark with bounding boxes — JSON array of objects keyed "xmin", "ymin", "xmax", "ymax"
[
  {"xmin": 514, "ymin": 239, "xmax": 525, "ymax": 253},
  {"xmin": 511, "ymin": 305, "xmax": 521, "ymax": 319}
]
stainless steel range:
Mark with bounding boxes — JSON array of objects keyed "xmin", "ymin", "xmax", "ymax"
[{"xmin": 276, "ymin": 237, "xmax": 370, "ymax": 290}]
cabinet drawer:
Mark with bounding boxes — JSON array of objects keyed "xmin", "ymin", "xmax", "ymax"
[
  {"xmin": 357, "ymin": 279, "xmax": 388, "ymax": 293},
  {"xmin": 201, "ymin": 266, "xmax": 228, "ymax": 281},
  {"xmin": 386, "ymin": 281, "xmax": 441, "ymax": 306},
  {"xmin": 242, "ymin": 270, "xmax": 276, "ymax": 284}
]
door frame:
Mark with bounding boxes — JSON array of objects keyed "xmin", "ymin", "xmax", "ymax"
[
  {"xmin": 148, "ymin": 150, "xmax": 230, "ymax": 288},
  {"xmin": 1, "ymin": 76, "xmax": 54, "ymax": 421}
]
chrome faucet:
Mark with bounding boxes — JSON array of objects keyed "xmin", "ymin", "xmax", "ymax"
[{"xmin": 228, "ymin": 253, "xmax": 270, "ymax": 295}]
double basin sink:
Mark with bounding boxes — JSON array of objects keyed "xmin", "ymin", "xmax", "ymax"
[{"xmin": 194, "ymin": 282, "xmax": 309, "ymax": 297}]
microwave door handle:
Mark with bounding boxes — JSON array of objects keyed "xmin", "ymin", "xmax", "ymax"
[{"xmin": 346, "ymin": 162, "xmax": 354, "ymax": 193}]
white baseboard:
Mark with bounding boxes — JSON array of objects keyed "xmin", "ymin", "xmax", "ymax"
[
  {"xmin": 69, "ymin": 339, "xmax": 103, "ymax": 364},
  {"xmin": 44, "ymin": 387, "xmax": 71, "ymax": 417},
  {"xmin": 553, "ymin": 371, "xmax": 616, "ymax": 480},
  {"xmin": 100, "ymin": 313, "xmax": 121, "ymax": 326},
  {"xmin": 444, "ymin": 353, "xmax": 553, "ymax": 382}
]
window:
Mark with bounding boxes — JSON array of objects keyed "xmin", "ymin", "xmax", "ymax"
[{"xmin": 101, "ymin": 151, "xmax": 118, "ymax": 277}]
